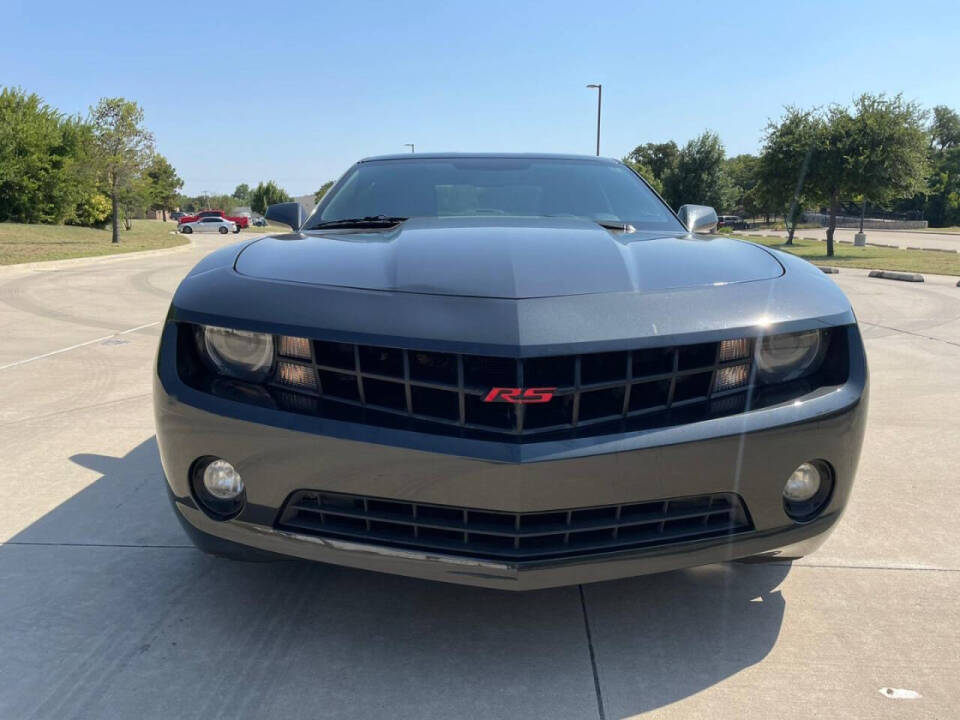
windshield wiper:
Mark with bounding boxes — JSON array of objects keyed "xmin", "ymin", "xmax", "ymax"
[{"xmin": 310, "ymin": 215, "xmax": 408, "ymax": 229}]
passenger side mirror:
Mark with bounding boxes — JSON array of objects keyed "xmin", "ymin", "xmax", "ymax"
[
  {"xmin": 265, "ymin": 202, "xmax": 308, "ymax": 231},
  {"xmin": 677, "ymin": 205, "xmax": 718, "ymax": 234}
]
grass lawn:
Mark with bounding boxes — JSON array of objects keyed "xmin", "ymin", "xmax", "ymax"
[
  {"xmin": 915, "ymin": 226, "xmax": 960, "ymax": 234},
  {"xmin": 0, "ymin": 220, "xmax": 189, "ymax": 265},
  {"xmin": 739, "ymin": 235, "xmax": 960, "ymax": 276}
]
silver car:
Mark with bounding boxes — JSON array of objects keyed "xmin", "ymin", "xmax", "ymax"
[{"xmin": 179, "ymin": 217, "xmax": 236, "ymax": 234}]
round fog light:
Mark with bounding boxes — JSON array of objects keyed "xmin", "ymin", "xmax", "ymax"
[
  {"xmin": 784, "ymin": 462, "xmax": 821, "ymax": 502},
  {"xmin": 783, "ymin": 460, "xmax": 834, "ymax": 522},
  {"xmin": 191, "ymin": 457, "xmax": 246, "ymax": 520},
  {"xmin": 203, "ymin": 459, "xmax": 244, "ymax": 499}
]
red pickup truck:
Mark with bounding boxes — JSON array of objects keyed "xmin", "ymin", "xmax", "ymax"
[{"xmin": 177, "ymin": 209, "xmax": 248, "ymax": 232}]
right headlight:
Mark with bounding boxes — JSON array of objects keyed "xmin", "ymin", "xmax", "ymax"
[
  {"xmin": 198, "ymin": 325, "xmax": 275, "ymax": 382},
  {"xmin": 755, "ymin": 329, "xmax": 825, "ymax": 383}
]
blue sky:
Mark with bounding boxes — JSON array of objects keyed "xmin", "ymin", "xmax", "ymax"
[{"xmin": 4, "ymin": 0, "xmax": 959, "ymax": 196}]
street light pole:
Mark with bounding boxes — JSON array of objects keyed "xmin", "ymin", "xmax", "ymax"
[
  {"xmin": 586, "ymin": 84, "xmax": 602, "ymax": 156},
  {"xmin": 404, "ymin": 143, "xmax": 415, "ymax": 153}
]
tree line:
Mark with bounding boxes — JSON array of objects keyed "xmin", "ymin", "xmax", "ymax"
[
  {"xmin": 626, "ymin": 93, "xmax": 957, "ymax": 256},
  {"xmin": 0, "ymin": 87, "xmax": 183, "ymax": 243}
]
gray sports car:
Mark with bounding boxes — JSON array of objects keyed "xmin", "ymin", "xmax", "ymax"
[{"xmin": 154, "ymin": 153, "xmax": 868, "ymax": 590}]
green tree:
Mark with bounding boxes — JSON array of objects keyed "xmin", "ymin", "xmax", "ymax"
[
  {"xmin": 314, "ymin": 180, "xmax": 334, "ymax": 204},
  {"xmin": 73, "ymin": 192, "xmax": 111, "ymax": 227},
  {"xmin": 145, "ymin": 154, "xmax": 183, "ymax": 221},
  {"xmin": 757, "ymin": 107, "xmax": 822, "ymax": 243},
  {"xmin": 0, "ymin": 87, "xmax": 95, "ymax": 223},
  {"xmin": 724, "ymin": 153, "xmax": 760, "ymax": 215},
  {"xmin": 844, "ymin": 94, "xmax": 927, "ymax": 235},
  {"xmin": 812, "ymin": 95, "xmax": 927, "ymax": 255},
  {"xmin": 660, "ymin": 131, "xmax": 736, "ymax": 212},
  {"xmin": 624, "ymin": 141, "xmax": 678, "ymax": 185},
  {"xmin": 929, "ymin": 105, "xmax": 960, "ymax": 153},
  {"xmin": 232, "ymin": 183, "xmax": 251, "ymax": 202},
  {"xmin": 250, "ymin": 180, "xmax": 292, "ymax": 214},
  {"xmin": 622, "ymin": 158, "xmax": 663, "ymax": 195},
  {"xmin": 89, "ymin": 98, "xmax": 155, "ymax": 243}
]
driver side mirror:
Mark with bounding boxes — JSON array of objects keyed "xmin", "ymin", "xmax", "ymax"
[
  {"xmin": 677, "ymin": 205, "xmax": 718, "ymax": 234},
  {"xmin": 265, "ymin": 202, "xmax": 308, "ymax": 231}
]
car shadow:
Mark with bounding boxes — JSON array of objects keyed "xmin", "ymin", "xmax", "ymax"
[{"xmin": 0, "ymin": 436, "xmax": 789, "ymax": 719}]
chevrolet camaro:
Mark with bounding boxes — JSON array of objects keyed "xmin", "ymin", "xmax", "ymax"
[{"xmin": 154, "ymin": 153, "xmax": 868, "ymax": 590}]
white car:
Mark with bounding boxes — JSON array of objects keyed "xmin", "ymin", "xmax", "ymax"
[{"xmin": 179, "ymin": 217, "xmax": 236, "ymax": 234}]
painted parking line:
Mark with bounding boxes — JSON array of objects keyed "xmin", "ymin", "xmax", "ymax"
[{"xmin": 0, "ymin": 321, "xmax": 161, "ymax": 371}]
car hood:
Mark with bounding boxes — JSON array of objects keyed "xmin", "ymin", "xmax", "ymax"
[{"xmin": 234, "ymin": 216, "xmax": 783, "ymax": 299}]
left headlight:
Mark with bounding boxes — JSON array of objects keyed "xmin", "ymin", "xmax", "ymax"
[
  {"xmin": 198, "ymin": 325, "xmax": 274, "ymax": 382},
  {"xmin": 755, "ymin": 329, "xmax": 824, "ymax": 383}
]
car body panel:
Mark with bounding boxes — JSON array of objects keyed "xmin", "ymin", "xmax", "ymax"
[{"xmin": 234, "ymin": 217, "xmax": 784, "ymax": 298}]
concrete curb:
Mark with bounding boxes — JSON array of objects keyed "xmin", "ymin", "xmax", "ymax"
[
  {"xmin": 868, "ymin": 270, "xmax": 924, "ymax": 283},
  {"xmin": 819, "ymin": 267, "xmax": 840, "ymax": 274}
]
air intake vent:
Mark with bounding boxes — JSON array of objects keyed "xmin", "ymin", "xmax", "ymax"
[{"xmin": 277, "ymin": 490, "xmax": 753, "ymax": 562}]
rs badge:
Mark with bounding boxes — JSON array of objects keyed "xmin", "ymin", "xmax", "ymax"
[{"xmin": 483, "ymin": 387, "xmax": 557, "ymax": 404}]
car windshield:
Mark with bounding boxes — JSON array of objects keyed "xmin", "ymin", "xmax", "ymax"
[{"xmin": 308, "ymin": 157, "xmax": 684, "ymax": 232}]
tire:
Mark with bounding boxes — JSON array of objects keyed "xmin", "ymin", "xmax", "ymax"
[
  {"xmin": 219, "ymin": 226, "xmax": 228, "ymax": 234},
  {"xmin": 233, "ymin": 225, "xmax": 241, "ymax": 234},
  {"xmin": 181, "ymin": 225, "xmax": 192, "ymax": 234}
]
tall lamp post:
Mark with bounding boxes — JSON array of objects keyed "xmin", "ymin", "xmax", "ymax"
[
  {"xmin": 586, "ymin": 84, "xmax": 602, "ymax": 156},
  {"xmin": 404, "ymin": 143, "xmax": 415, "ymax": 153}
]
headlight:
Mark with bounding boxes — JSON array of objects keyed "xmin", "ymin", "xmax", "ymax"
[
  {"xmin": 755, "ymin": 329, "xmax": 823, "ymax": 383},
  {"xmin": 199, "ymin": 325, "xmax": 274, "ymax": 381}
]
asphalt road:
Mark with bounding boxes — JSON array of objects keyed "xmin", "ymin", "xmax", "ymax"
[
  {"xmin": 745, "ymin": 226, "xmax": 960, "ymax": 251},
  {"xmin": 1, "ymin": 234, "xmax": 958, "ymax": 719}
]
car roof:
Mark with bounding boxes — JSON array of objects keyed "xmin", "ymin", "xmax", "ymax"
[{"xmin": 358, "ymin": 152, "xmax": 621, "ymax": 164}]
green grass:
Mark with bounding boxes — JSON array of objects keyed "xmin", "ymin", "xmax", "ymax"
[
  {"xmin": 915, "ymin": 226, "xmax": 960, "ymax": 234},
  {"xmin": 0, "ymin": 220, "xmax": 189, "ymax": 265},
  {"xmin": 738, "ymin": 235, "xmax": 960, "ymax": 276}
]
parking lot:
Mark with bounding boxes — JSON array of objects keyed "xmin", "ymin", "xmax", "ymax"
[{"xmin": 1, "ymin": 235, "xmax": 958, "ymax": 719}]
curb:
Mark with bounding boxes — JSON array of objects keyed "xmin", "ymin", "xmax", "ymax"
[
  {"xmin": 819, "ymin": 266, "xmax": 840, "ymax": 274},
  {"xmin": 907, "ymin": 246, "xmax": 958, "ymax": 253},
  {"xmin": 868, "ymin": 270, "xmax": 924, "ymax": 283}
]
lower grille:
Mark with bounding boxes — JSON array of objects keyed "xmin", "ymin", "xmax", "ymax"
[{"xmin": 276, "ymin": 490, "xmax": 753, "ymax": 562}]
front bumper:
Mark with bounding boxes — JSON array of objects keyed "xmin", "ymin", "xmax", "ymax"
[{"xmin": 155, "ymin": 325, "xmax": 868, "ymax": 590}]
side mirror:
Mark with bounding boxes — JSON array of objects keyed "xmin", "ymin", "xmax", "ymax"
[
  {"xmin": 677, "ymin": 205, "xmax": 718, "ymax": 234},
  {"xmin": 265, "ymin": 202, "xmax": 307, "ymax": 231}
]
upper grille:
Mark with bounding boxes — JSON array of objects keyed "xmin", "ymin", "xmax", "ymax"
[
  {"xmin": 277, "ymin": 490, "xmax": 753, "ymax": 562},
  {"xmin": 267, "ymin": 337, "xmax": 753, "ymax": 440}
]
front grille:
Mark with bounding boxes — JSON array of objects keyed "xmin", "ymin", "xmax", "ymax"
[
  {"xmin": 268, "ymin": 337, "xmax": 753, "ymax": 440},
  {"xmin": 277, "ymin": 490, "xmax": 753, "ymax": 562}
]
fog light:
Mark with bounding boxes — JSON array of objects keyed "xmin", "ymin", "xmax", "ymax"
[
  {"xmin": 191, "ymin": 456, "xmax": 246, "ymax": 520},
  {"xmin": 783, "ymin": 460, "xmax": 833, "ymax": 522},
  {"xmin": 203, "ymin": 459, "xmax": 244, "ymax": 499}
]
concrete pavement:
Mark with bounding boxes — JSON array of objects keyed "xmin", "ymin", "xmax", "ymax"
[
  {"xmin": 744, "ymin": 226, "xmax": 960, "ymax": 252},
  {"xmin": 1, "ymin": 236, "xmax": 958, "ymax": 719}
]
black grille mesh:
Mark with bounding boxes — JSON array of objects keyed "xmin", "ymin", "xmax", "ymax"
[
  {"xmin": 270, "ymin": 338, "xmax": 753, "ymax": 438},
  {"xmin": 277, "ymin": 490, "xmax": 753, "ymax": 561}
]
